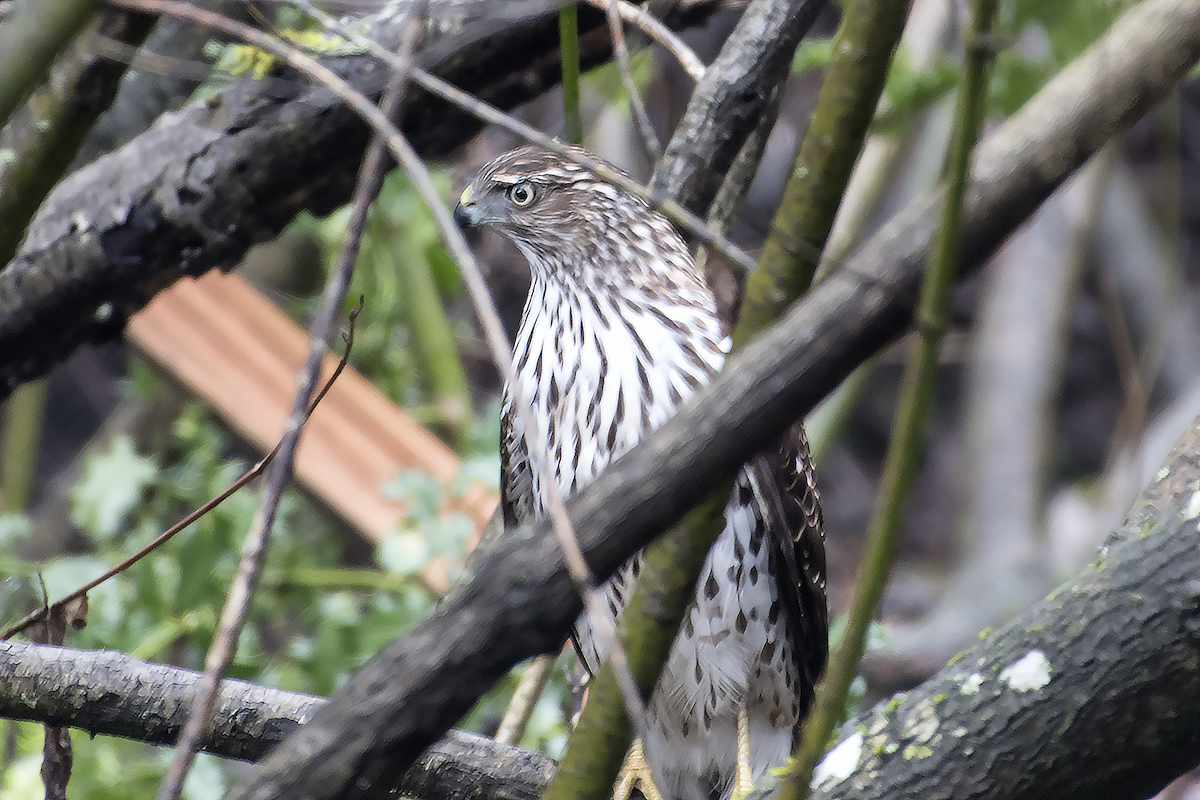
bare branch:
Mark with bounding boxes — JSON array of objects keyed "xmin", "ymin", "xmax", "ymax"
[
  {"xmin": 584, "ymin": 0, "xmax": 705, "ymax": 81},
  {"xmin": 652, "ymin": 0, "xmax": 828, "ymax": 216},
  {"xmin": 601, "ymin": 0, "xmax": 662, "ymax": 158},
  {"xmin": 0, "ymin": 642, "xmax": 554, "ymax": 800}
]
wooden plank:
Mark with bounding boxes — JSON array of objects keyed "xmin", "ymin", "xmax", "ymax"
[{"xmin": 126, "ymin": 271, "xmax": 497, "ymax": 547}]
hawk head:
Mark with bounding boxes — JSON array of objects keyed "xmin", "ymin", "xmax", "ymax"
[{"xmin": 454, "ymin": 146, "xmax": 701, "ymax": 292}]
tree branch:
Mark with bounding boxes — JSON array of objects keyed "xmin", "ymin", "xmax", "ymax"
[
  {"xmin": 735, "ymin": 0, "xmax": 910, "ymax": 343},
  {"xmin": 0, "ymin": 0, "xmax": 102, "ymax": 129},
  {"xmin": 652, "ymin": 0, "xmax": 827, "ymax": 215},
  {"xmin": 804, "ymin": 412, "xmax": 1200, "ymax": 800},
  {"xmin": 0, "ymin": 2, "xmax": 640, "ymax": 394},
  {"xmin": 220, "ymin": 1, "xmax": 1200, "ymax": 797},
  {"xmin": 0, "ymin": 641, "xmax": 554, "ymax": 800},
  {"xmin": 0, "ymin": 5, "xmax": 157, "ymax": 261}
]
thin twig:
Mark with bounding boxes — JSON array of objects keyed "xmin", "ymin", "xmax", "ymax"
[
  {"xmin": 154, "ymin": 15, "xmax": 422, "ymax": 796},
  {"xmin": 153, "ymin": 300, "xmax": 370, "ymax": 800},
  {"xmin": 602, "ymin": 0, "xmax": 661, "ymax": 159},
  {"xmin": 584, "ymin": 0, "xmax": 704, "ymax": 82},
  {"xmin": 0, "ymin": 330, "xmax": 357, "ymax": 642},
  {"xmin": 494, "ymin": 654, "xmax": 557, "ymax": 746},
  {"xmin": 560, "ymin": 3, "xmax": 583, "ymax": 144}
]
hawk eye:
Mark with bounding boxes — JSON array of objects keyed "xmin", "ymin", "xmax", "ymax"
[{"xmin": 506, "ymin": 182, "xmax": 536, "ymax": 207}]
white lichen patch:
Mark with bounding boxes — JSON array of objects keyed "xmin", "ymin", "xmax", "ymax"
[
  {"xmin": 813, "ymin": 731, "xmax": 863, "ymax": 788},
  {"xmin": 1000, "ymin": 650, "xmax": 1052, "ymax": 691},
  {"xmin": 1186, "ymin": 488, "xmax": 1200, "ymax": 521},
  {"xmin": 960, "ymin": 673, "xmax": 984, "ymax": 695}
]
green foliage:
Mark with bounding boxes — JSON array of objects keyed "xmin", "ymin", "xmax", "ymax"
[
  {"xmin": 0, "ymin": 356, "xmax": 556, "ymax": 798},
  {"xmin": 795, "ymin": 0, "xmax": 1134, "ymax": 131},
  {"xmin": 585, "ymin": 48, "xmax": 654, "ymax": 119},
  {"xmin": 791, "ymin": 36, "xmax": 836, "ymax": 76},
  {"xmin": 302, "ymin": 168, "xmax": 470, "ymax": 433},
  {"xmin": 827, "ymin": 616, "xmax": 887, "ymax": 726},
  {"xmin": 990, "ymin": 0, "xmax": 1135, "ymax": 115},
  {"xmin": 793, "ymin": 37, "xmax": 957, "ymax": 133},
  {"xmin": 70, "ymin": 435, "xmax": 159, "ymax": 539},
  {"xmin": 875, "ymin": 50, "xmax": 958, "ymax": 131}
]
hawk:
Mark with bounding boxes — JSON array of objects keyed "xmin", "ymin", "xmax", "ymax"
[{"xmin": 454, "ymin": 146, "xmax": 827, "ymax": 800}]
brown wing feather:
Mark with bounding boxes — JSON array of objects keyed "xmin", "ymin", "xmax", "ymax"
[
  {"xmin": 749, "ymin": 421, "xmax": 829, "ymax": 716},
  {"xmin": 500, "ymin": 408, "xmax": 534, "ymax": 531}
]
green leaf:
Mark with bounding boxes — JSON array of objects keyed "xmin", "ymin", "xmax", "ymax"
[
  {"xmin": 791, "ymin": 36, "xmax": 835, "ymax": 75},
  {"xmin": 991, "ymin": 0, "xmax": 1134, "ymax": 114},
  {"xmin": 71, "ymin": 436, "xmax": 159, "ymax": 539},
  {"xmin": 182, "ymin": 754, "xmax": 228, "ymax": 800},
  {"xmin": 378, "ymin": 530, "xmax": 431, "ymax": 575}
]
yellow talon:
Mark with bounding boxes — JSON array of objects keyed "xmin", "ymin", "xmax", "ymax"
[
  {"xmin": 731, "ymin": 707, "xmax": 754, "ymax": 800},
  {"xmin": 614, "ymin": 738, "xmax": 664, "ymax": 800}
]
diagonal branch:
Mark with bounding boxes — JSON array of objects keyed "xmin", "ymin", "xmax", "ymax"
[
  {"xmin": 652, "ymin": 0, "xmax": 828, "ymax": 216},
  {"xmin": 734, "ymin": 0, "xmax": 911, "ymax": 343},
  {"xmin": 222, "ymin": 1, "xmax": 1200, "ymax": 797}
]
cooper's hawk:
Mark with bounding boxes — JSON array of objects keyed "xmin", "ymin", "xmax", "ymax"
[{"xmin": 454, "ymin": 146, "xmax": 827, "ymax": 800}]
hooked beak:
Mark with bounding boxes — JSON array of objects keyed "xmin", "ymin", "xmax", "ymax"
[{"xmin": 453, "ymin": 184, "xmax": 482, "ymax": 230}]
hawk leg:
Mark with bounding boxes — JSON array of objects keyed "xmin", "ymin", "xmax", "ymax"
[
  {"xmin": 613, "ymin": 738, "xmax": 664, "ymax": 800},
  {"xmin": 732, "ymin": 707, "xmax": 754, "ymax": 800}
]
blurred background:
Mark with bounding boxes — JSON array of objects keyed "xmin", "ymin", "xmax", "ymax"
[{"xmin": 3, "ymin": 0, "xmax": 1200, "ymax": 796}]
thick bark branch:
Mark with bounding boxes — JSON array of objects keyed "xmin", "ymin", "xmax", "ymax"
[
  {"xmin": 0, "ymin": 642, "xmax": 553, "ymax": 800},
  {"xmin": 0, "ymin": 3, "xmax": 633, "ymax": 394},
  {"xmin": 652, "ymin": 0, "xmax": 827, "ymax": 215},
  {"xmin": 804, "ymin": 414, "xmax": 1200, "ymax": 800},
  {"xmin": 222, "ymin": 2, "xmax": 1200, "ymax": 798}
]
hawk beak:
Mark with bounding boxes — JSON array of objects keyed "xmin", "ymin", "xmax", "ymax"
[{"xmin": 454, "ymin": 185, "xmax": 481, "ymax": 230}]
